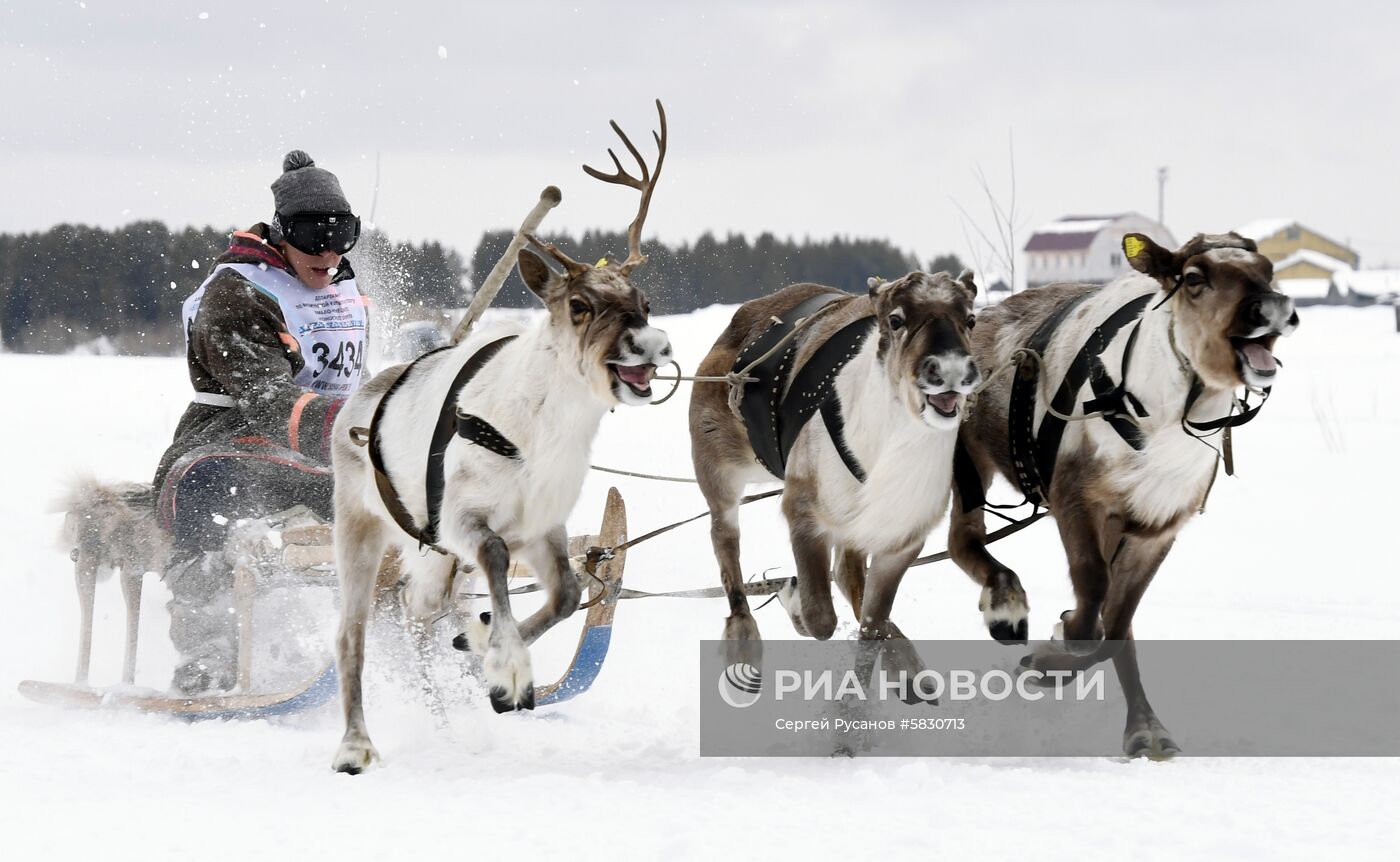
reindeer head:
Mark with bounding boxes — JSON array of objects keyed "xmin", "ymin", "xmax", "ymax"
[
  {"xmin": 516, "ymin": 100, "xmax": 673, "ymax": 407},
  {"xmin": 1123, "ymin": 232, "xmax": 1299, "ymax": 391},
  {"xmin": 867, "ymin": 270, "xmax": 981, "ymax": 430}
]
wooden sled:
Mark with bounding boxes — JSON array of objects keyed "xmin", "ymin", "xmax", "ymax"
[{"xmin": 19, "ymin": 491, "xmax": 631, "ymax": 717}]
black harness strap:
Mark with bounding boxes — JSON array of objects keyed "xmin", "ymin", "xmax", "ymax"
[
  {"xmin": 1008, "ymin": 290, "xmax": 1095, "ymax": 504},
  {"xmin": 778, "ymin": 315, "xmax": 877, "ymax": 481},
  {"xmin": 819, "ymin": 397, "xmax": 867, "ymax": 483},
  {"xmin": 367, "ymin": 336, "xmax": 518, "ymax": 552},
  {"xmin": 1080, "ymin": 299, "xmax": 1154, "ymax": 450},
  {"xmin": 735, "ymin": 292, "xmax": 846, "ymax": 479},
  {"xmin": 1007, "ymin": 291, "xmax": 1155, "ymax": 505},
  {"xmin": 368, "ymin": 346, "xmax": 451, "ymax": 550},
  {"xmin": 422, "ymin": 335, "xmax": 518, "ymax": 545}
]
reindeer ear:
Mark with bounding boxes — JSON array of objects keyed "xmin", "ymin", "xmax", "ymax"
[
  {"xmin": 1123, "ymin": 233, "xmax": 1178, "ymax": 279},
  {"xmin": 956, "ymin": 269, "xmax": 978, "ymax": 301},
  {"xmin": 518, "ymin": 248, "xmax": 555, "ymax": 302},
  {"xmin": 867, "ymin": 276, "xmax": 885, "ymax": 296}
]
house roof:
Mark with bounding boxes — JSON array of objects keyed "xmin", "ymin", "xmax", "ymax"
[
  {"xmin": 1235, "ymin": 217, "xmax": 1358, "ymax": 261},
  {"xmin": 1235, "ymin": 217, "xmax": 1296, "ymax": 243},
  {"xmin": 1024, "ymin": 214, "xmax": 1125, "ymax": 253},
  {"xmin": 1331, "ymin": 269, "xmax": 1400, "ymax": 299},
  {"xmin": 1275, "ymin": 248, "xmax": 1352, "ymax": 275}
]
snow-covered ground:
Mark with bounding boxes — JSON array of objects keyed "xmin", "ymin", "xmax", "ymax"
[{"xmin": 2, "ymin": 305, "xmax": 1397, "ymax": 860}]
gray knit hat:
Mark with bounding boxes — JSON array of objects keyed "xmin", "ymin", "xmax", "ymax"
[{"xmin": 271, "ymin": 150, "xmax": 351, "ymax": 216}]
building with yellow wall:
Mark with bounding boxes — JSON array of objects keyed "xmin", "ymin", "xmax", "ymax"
[{"xmin": 1235, "ymin": 218, "xmax": 1359, "ymax": 278}]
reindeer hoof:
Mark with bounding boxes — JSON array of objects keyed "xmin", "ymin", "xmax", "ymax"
[
  {"xmin": 489, "ymin": 683, "xmax": 535, "ymax": 714},
  {"xmin": 900, "ymin": 686, "xmax": 939, "ymax": 707},
  {"xmin": 1053, "ymin": 610, "xmax": 1103, "ymax": 654},
  {"xmin": 1124, "ymin": 724, "xmax": 1181, "ymax": 760},
  {"xmin": 989, "ymin": 619, "xmax": 1028, "ymax": 644},
  {"xmin": 980, "ymin": 581, "xmax": 1029, "ymax": 645},
  {"xmin": 331, "ymin": 738, "xmax": 380, "ymax": 775}
]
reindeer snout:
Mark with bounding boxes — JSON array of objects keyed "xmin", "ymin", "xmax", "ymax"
[
  {"xmin": 920, "ymin": 352, "xmax": 980, "ymax": 393},
  {"xmin": 1246, "ymin": 294, "xmax": 1300, "ymax": 337},
  {"xmin": 624, "ymin": 325, "xmax": 672, "ymax": 364}
]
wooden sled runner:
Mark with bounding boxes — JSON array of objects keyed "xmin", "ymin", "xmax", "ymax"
[{"xmin": 19, "ymin": 489, "xmax": 632, "ymax": 718}]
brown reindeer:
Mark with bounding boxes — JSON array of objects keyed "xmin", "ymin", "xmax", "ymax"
[
  {"xmin": 691, "ymin": 272, "xmax": 979, "ymax": 677},
  {"xmin": 948, "ymin": 231, "xmax": 1298, "ymax": 756}
]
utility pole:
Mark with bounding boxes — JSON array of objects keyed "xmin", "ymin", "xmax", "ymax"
[
  {"xmin": 1157, "ymin": 166, "xmax": 1169, "ymax": 227},
  {"xmin": 368, "ymin": 151, "xmax": 381, "ymax": 226}
]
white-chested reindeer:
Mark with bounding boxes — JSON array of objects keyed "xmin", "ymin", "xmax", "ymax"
[
  {"xmin": 330, "ymin": 102, "xmax": 672, "ymax": 774},
  {"xmin": 690, "ymin": 272, "xmax": 979, "ymax": 680},
  {"xmin": 948, "ymin": 231, "xmax": 1299, "ymax": 756}
]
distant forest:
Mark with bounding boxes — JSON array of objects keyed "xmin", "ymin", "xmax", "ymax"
[{"xmin": 0, "ymin": 222, "xmax": 957, "ymax": 354}]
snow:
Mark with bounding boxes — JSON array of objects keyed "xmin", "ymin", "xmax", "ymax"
[
  {"xmin": 1235, "ymin": 217, "xmax": 1296, "ymax": 242},
  {"xmin": 2, "ymin": 305, "xmax": 1398, "ymax": 860},
  {"xmin": 1276, "ymin": 277, "xmax": 1333, "ymax": 300}
]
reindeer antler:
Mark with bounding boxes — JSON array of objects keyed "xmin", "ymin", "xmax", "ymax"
[
  {"xmin": 583, "ymin": 99, "xmax": 668, "ymax": 276},
  {"xmin": 523, "ymin": 231, "xmax": 589, "ymax": 279}
]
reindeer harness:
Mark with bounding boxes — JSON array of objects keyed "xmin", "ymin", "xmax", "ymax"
[
  {"xmin": 957, "ymin": 286, "xmax": 1272, "ymax": 511},
  {"xmin": 734, "ymin": 292, "xmax": 876, "ymax": 483},
  {"xmin": 353, "ymin": 336, "xmax": 520, "ymax": 555}
]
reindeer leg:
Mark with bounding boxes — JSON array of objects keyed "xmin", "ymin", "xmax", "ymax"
[
  {"xmin": 857, "ymin": 543, "xmax": 931, "ymax": 704},
  {"xmin": 947, "ymin": 452, "xmax": 1029, "ymax": 644},
  {"xmin": 1101, "ymin": 533, "xmax": 1178, "ymax": 758},
  {"xmin": 73, "ymin": 549, "xmax": 97, "ymax": 686},
  {"xmin": 331, "ymin": 509, "xmax": 388, "ymax": 775},
  {"xmin": 776, "ymin": 512, "xmax": 836, "ymax": 640},
  {"xmin": 834, "ymin": 547, "xmax": 865, "ymax": 622},
  {"xmin": 1050, "ymin": 506, "xmax": 1108, "ymax": 653},
  {"xmin": 398, "ymin": 550, "xmax": 458, "ymax": 722},
  {"xmin": 514, "ymin": 526, "xmax": 581, "ymax": 646},
  {"xmin": 120, "ymin": 569, "xmax": 144, "ymax": 685},
  {"xmin": 457, "ymin": 521, "xmax": 533, "ymax": 713},
  {"xmin": 695, "ymin": 459, "xmax": 760, "ymax": 664}
]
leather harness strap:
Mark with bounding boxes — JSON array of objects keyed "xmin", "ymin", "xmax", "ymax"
[
  {"xmin": 734, "ymin": 291, "xmax": 876, "ymax": 483},
  {"xmin": 779, "ymin": 315, "xmax": 877, "ymax": 482},
  {"xmin": 736, "ymin": 292, "xmax": 844, "ymax": 478},
  {"xmin": 1007, "ymin": 289, "xmax": 1096, "ymax": 505},
  {"xmin": 365, "ymin": 336, "xmax": 519, "ymax": 553},
  {"xmin": 423, "ymin": 336, "xmax": 519, "ymax": 545}
]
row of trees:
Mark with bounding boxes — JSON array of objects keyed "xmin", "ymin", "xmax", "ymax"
[
  {"xmin": 469, "ymin": 230, "xmax": 939, "ymax": 313},
  {"xmin": 0, "ymin": 221, "xmax": 960, "ymax": 354},
  {"xmin": 0, "ymin": 223, "xmax": 467, "ymax": 353}
]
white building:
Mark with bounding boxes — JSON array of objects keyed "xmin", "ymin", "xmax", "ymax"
[{"xmin": 1024, "ymin": 213, "xmax": 1176, "ymax": 289}]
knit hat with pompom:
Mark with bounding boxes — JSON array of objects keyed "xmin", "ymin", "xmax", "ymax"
[{"xmin": 270, "ymin": 150, "xmax": 351, "ymax": 217}]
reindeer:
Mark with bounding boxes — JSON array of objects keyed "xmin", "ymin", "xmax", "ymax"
[
  {"xmin": 329, "ymin": 102, "xmax": 673, "ymax": 774},
  {"xmin": 948, "ymin": 231, "xmax": 1298, "ymax": 756},
  {"xmin": 690, "ymin": 271, "xmax": 980, "ymax": 676}
]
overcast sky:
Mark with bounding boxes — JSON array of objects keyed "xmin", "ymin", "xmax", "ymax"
[{"xmin": 4, "ymin": 0, "xmax": 1398, "ymax": 280}]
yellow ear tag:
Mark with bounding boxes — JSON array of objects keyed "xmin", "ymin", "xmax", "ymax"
[
  {"xmin": 1124, "ymin": 236, "xmax": 1146, "ymax": 260},
  {"xmin": 595, "ymin": 257, "xmax": 609, "ymax": 268}
]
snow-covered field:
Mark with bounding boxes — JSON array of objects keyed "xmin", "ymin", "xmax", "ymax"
[{"xmin": 2, "ymin": 305, "xmax": 1397, "ymax": 860}]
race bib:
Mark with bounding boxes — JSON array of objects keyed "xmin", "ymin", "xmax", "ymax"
[{"xmin": 184, "ymin": 263, "xmax": 369, "ymax": 397}]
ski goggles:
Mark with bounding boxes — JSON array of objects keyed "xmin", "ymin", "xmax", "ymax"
[{"xmin": 276, "ymin": 212, "xmax": 361, "ymax": 256}]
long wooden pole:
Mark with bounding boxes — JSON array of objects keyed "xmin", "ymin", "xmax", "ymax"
[{"xmin": 451, "ymin": 185, "xmax": 562, "ymax": 345}]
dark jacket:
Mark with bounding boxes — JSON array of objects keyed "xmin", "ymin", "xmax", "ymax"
[{"xmin": 152, "ymin": 225, "xmax": 360, "ymax": 493}]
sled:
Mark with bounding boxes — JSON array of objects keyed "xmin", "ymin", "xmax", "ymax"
[
  {"xmin": 19, "ymin": 489, "xmax": 633, "ymax": 718},
  {"xmin": 536, "ymin": 487, "xmax": 627, "ymax": 705},
  {"xmin": 16, "ymin": 664, "xmax": 339, "ymax": 720}
]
